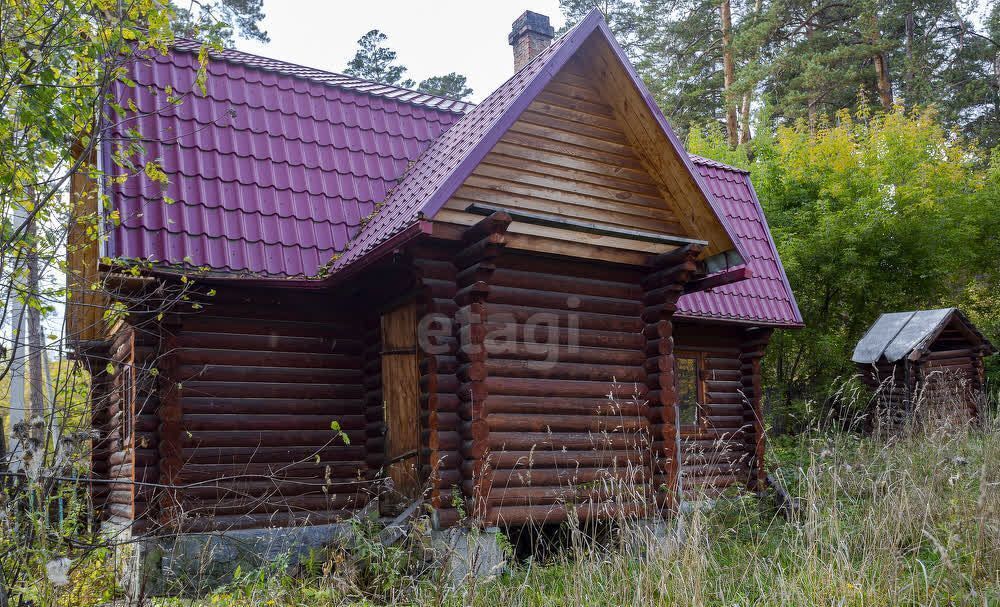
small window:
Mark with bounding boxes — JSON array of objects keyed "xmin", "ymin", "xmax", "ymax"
[{"xmin": 675, "ymin": 352, "xmax": 704, "ymax": 427}]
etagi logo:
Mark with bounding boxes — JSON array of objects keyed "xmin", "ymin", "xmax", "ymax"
[{"xmin": 416, "ymin": 296, "xmax": 582, "ymax": 369}]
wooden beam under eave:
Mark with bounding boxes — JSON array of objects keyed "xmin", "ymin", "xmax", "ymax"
[
  {"xmin": 578, "ymin": 36, "xmax": 735, "ymax": 258},
  {"xmin": 66, "ymin": 144, "xmax": 109, "ymax": 343},
  {"xmin": 430, "ymin": 213, "xmax": 677, "ymax": 267}
]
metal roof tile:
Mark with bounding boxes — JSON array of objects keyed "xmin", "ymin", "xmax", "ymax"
[
  {"xmin": 107, "ymin": 26, "xmax": 799, "ymax": 322},
  {"xmin": 674, "ymin": 161, "xmax": 802, "ymax": 326},
  {"xmin": 106, "ymin": 45, "xmax": 460, "ymax": 278}
]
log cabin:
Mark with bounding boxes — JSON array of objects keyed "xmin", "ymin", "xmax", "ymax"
[
  {"xmin": 67, "ymin": 10, "xmax": 802, "ymax": 538},
  {"xmin": 853, "ymin": 308, "xmax": 994, "ymax": 430}
]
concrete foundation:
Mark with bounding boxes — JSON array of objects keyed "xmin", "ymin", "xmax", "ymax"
[
  {"xmin": 430, "ymin": 526, "xmax": 510, "ymax": 587},
  {"xmin": 626, "ymin": 517, "xmax": 686, "ymax": 560},
  {"xmin": 114, "ymin": 522, "xmax": 355, "ymax": 596}
]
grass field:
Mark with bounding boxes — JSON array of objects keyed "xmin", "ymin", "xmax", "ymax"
[
  {"xmin": 137, "ymin": 412, "xmax": 998, "ymax": 607},
  {"xmin": 12, "ymin": 402, "xmax": 998, "ymax": 606}
]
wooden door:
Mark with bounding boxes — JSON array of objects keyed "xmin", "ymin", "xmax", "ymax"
[{"xmin": 380, "ymin": 300, "xmax": 422, "ymax": 513}]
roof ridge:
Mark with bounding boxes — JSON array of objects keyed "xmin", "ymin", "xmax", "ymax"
[
  {"xmin": 169, "ymin": 38, "xmax": 475, "ymax": 114},
  {"xmin": 688, "ymin": 154, "xmax": 750, "ymax": 174}
]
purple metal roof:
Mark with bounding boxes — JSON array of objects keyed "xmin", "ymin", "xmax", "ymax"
[
  {"xmin": 101, "ymin": 16, "xmax": 800, "ymax": 326},
  {"xmin": 677, "ymin": 157, "xmax": 802, "ymax": 327},
  {"xmin": 104, "ymin": 42, "xmax": 465, "ymax": 276}
]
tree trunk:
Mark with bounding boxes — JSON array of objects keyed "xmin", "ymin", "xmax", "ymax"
[
  {"xmin": 870, "ymin": 15, "xmax": 893, "ymax": 110},
  {"xmin": 26, "ymin": 216, "xmax": 45, "ymax": 446},
  {"xmin": 806, "ymin": 21, "xmax": 817, "ymax": 133},
  {"xmin": 720, "ymin": 0, "xmax": 738, "ymax": 147},
  {"xmin": 5, "ymin": 204, "xmax": 28, "ymax": 472},
  {"xmin": 739, "ymin": 0, "xmax": 764, "ymax": 145},
  {"xmin": 740, "ymin": 94, "xmax": 752, "ymax": 144},
  {"xmin": 904, "ymin": 11, "xmax": 915, "ymax": 107}
]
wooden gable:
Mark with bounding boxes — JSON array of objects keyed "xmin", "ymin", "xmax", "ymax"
[{"xmin": 431, "ymin": 38, "xmax": 734, "ymax": 266}]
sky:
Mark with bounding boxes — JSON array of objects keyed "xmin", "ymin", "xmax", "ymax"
[{"xmin": 236, "ymin": 1, "xmax": 567, "ymax": 103}]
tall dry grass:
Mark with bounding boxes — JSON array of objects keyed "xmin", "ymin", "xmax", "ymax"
[
  {"xmin": 44, "ymin": 392, "xmax": 1000, "ymax": 606},
  {"xmin": 448, "ymin": 406, "xmax": 998, "ymax": 606}
]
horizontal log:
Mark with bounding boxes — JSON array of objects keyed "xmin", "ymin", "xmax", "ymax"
[
  {"xmin": 175, "ymin": 364, "xmax": 360, "ymax": 384},
  {"xmin": 484, "ymin": 377, "xmax": 646, "ymax": 399},
  {"xmin": 487, "ymin": 413, "xmax": 648, "ymax": 433},
  {"xmin": 177, "ymin": 381, "xmax": 363, "ymax": 399},
  {"xmin": 489, "ymin": 285, "xmax": 639, "ymax": 317},
  {"xmin": 180, "ymin": 429, "xmax": 365, "ymax": 448},
  {"xmin": 177, "ymin": 331, "xmax": 355, "ymax": 354},
  {"xmin": 681, "ymin": 462, "xmax": 746, "ymax": 477},
  {"xmin": 181, "ymin": 397, "xmax": 364, "ymax": 416},
  {"xmin": 681, "ymin": 474, "xmax": 743, "ymax": 490},
  {"xmin": 181, "ymin": 414, "xmax": 366, "ymax": 432},
  {"xmin": 485, "ymin": 395, "xmax": 647, "ymax": 417},
  {"xmin": 486, "ymin": 450, "xmax": 648, "ymax": 469},
  {"xmin": 177, "ymin": 349, "xmax": 361, "ymax": 370},
  {"xmin": 412, "ymin": 257, "xmax": 456, "ymax": 279},
  {"xmin": 682, "ymin": 449, "xmax": 748, "ymax": 465},
  {"xmin": 177, "ymin": 478, "xmax": 372, "ymax": 499},
  {"xmin": 489, "ymin": 466, "xmax": 648, "ymax": 488},
  {"xmin": 487, "ymin": 432, "xmax": 648, "ymax": 452},
  {"xmin": 104, "ymin": 502, "xmax": 134, "ymax": 520},
  {"xmin": 490, "ymin": 268, "xmax": 640, "ymax": 300},
  {"xmin": 486, "ymin": 343, "xmax": 644, "ymax": 366},
  {"xmin": 180, "ymin": 316, "xmax": 353, "ymax": 338},
  {"xmin": 481, "ymin": 322, "xmax": 644, "ymax": 350},
  {"xmin": 183, "ymin": 445, "xmax": 372, "ymax": 465},
  {"xmin": 485, "ymin": 358, "xmax": 643, "ymax": 383},
  {"xmin": 176, "ymin": 461, "xmax": 366, "ymax": 483},
  {"xmin": 179, "ymin": 493, "xmax": 367, "ymax": 516},
  {"xmin": 488, "ymin": 304, "xmax": 643, "ymax": 333},
  {"xmin": 924, "ymin": 348, "xmax": 976, "ymax": 360}
]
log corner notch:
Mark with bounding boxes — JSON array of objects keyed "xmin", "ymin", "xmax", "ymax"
[
  {"xmin": 740, "ymin": 327, "xmax": 772, "ymax": 492},
  {"xmin": 640, "ymin": 244, "xmax": 703, "ymax": 514},
  {"xmin": 454, "ymin": 211, "xmax": 510, "ymax": 524},
  {"xmin": 156, "ymin": 319, "xmax": 182, "ymax": 530}
]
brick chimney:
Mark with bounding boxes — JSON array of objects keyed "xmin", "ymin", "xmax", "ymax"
[{"xmin": 509, "ymin": 11, "xmax": 554, "ymax": 71}]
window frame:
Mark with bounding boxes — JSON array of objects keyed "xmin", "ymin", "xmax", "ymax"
[{"xmin": 673, "ymin": 350, "xmax": 707, "ymax": 431}]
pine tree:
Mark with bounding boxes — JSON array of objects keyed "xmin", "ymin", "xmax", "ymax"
[
  {"xmin": 345, "ymin": 29, "xmax": 415, "ymax": 88},
  {"xmin": 171, "ymin": 0, "xmax": 269, "ymax": 44},
  {"xmin": 417, "ymin": 73, "xmax": 473, "ymax": 100}
]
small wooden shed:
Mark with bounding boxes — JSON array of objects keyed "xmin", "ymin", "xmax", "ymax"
[{"xmin": 852, "ymin": 308, "xmax": 995, "ymax": 428}]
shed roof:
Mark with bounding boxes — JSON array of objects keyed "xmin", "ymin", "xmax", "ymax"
[
  {"xmin": 851, "ymin": 308, "xmax": 995, "ymax": 364},
  {"xmin": 101, "ymin": 12, "xmax": 801, "ymax": 327}
]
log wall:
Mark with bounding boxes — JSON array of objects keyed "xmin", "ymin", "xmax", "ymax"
[
  {"xmin": 91, "ymin": 251, "xmax": 779, "ymax": 533},
  {"xmin": 85, "ymin": 343, "xmax": 115, "ymax": 523},
  {"xmin": 411, "ymin": 235, "xmax": 704, "ymax": 527},
  {"xmin": 479, "ymin": 250, "xmax": 652, "ymax": 526},
  {"xmin": 86, "ymin": 321, "xmax": 161, "ymax": 530},
  {"xmin": 672, "ymin": 323, "xmax": 769, "ymax": 496},
  {"xmin": 412, "ymin": 243, "xmax": 462, "ymax": 525},
  {"xmin": 66, "ymin": 144, "xmax": 107, "ymax": 343},
  {"xmin": 164, "ymin": 288, "xmax": 369, "ymax": 532}
]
